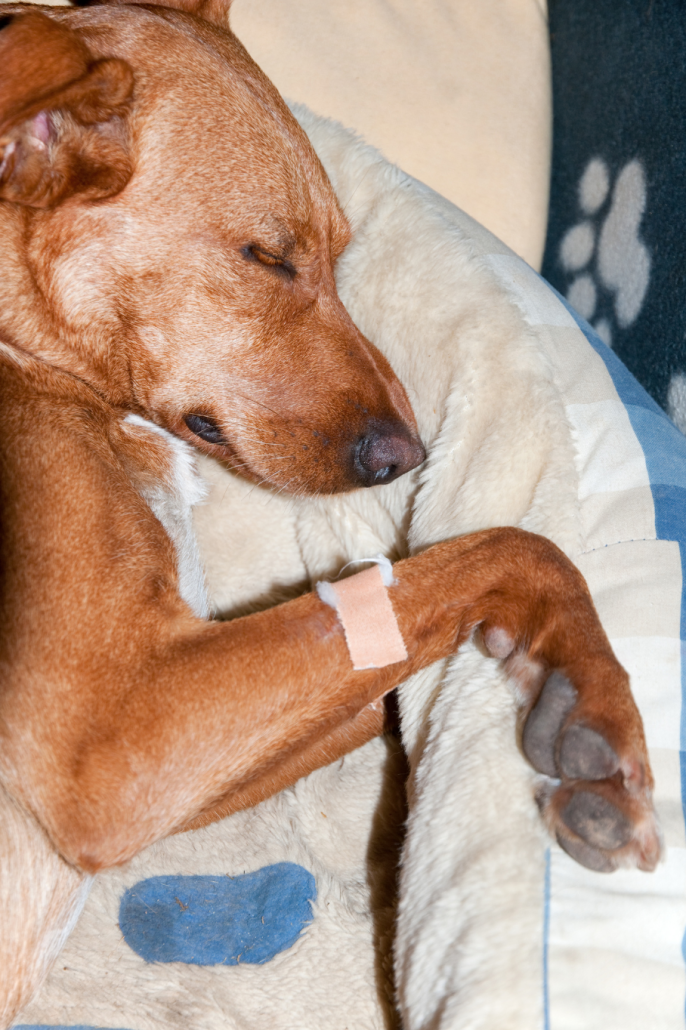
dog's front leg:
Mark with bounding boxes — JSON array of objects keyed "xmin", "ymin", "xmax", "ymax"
[
  {"xmin": 6, "ymin": 526, "xmax": 660, "ymax": 877},
  {"xmin": 6, "ymin": 575, "xmax": 450, "ymax": 873},
  {"xmin": 0, "ymin": 365, "xmax": 659, "ymax": 878},
  {"xmin": 182, "ymin": 697, "xmax": 388, "ymax": 830}
]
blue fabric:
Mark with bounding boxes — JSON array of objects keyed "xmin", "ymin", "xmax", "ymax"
[
  {"xmin": 118, "ymin": 863, "xmax": 316, "ymax": 966},
  {"xmin": 543, "ymin": 848, "xmax": 551, "ymax": 1030},
  {"xmin": 558, "ymin": 292, "xmax": 686, "ymax": 501}
]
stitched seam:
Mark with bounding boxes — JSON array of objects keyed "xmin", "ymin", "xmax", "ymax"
[{"xmin": 578, "ymin": 535, "xmax": 657, "ymax": 556}]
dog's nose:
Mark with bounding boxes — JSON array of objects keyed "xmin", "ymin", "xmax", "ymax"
[{"xmin": 353, "ymin": 424, "xmax": 426, "ymax": 487}]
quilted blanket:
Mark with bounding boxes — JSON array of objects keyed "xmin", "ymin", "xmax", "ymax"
[{"xmin": 15, "ymin": 108, "xmax": 686, "ymax": 1030}]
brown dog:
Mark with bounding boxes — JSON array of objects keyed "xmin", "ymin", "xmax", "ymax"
[{"xmin": 0, "ymin": 0, "xmax": 660, "ymax": 1022}]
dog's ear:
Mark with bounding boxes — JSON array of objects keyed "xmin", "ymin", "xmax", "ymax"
[
  {"xmin": 73, "ymin": 0, "xmax": 233, "ymax": 28},
  {"xmin": 0, "ymin": 11, "xmax": 134, "ymax": 208}
]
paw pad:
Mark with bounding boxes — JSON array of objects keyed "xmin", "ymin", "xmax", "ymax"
[
  {"xmin": 522, "ymin": 671, "xmax": 577, "ymax": 777},
  {"xmin": 559, "ymin": 724, "xmax": 619, "ymax": 780},
  {"xmin": 483, "ymin": 625, "xmax": 515, "ymax": 659},
  {"xmin": 555, "ymin": 832, "xmax": 616, "ymax": 873},
  {"xmin": 524, "ymin": 670, "xmax": 660, "ymax": 872},
  {"xmin": 561, "ymin": 791, "xmax": 632, "ymax": 851}
]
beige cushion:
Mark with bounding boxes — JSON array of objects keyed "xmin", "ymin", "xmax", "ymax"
[{"xmin": 231, "ymin": 0, "xmax": 551, "ymax": 269}]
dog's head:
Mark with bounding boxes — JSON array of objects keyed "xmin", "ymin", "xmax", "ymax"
[{"xmin": 0, "ymin": 0, "xmax": 424, "ymax": 493}]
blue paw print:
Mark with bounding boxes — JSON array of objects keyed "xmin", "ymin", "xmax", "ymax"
[{"xmin": 119, "ymin": 862, "xmax": 316, "ymax": 965}]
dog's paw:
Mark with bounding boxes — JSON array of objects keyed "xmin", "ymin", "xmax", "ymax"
[{"xmin": 521, "ymin": 671, "xmax": 662, "ymax": 872}]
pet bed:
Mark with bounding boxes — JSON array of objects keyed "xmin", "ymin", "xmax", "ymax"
[{"xmin": 13, "ymin": 108, "xmax": 686, "ymax": 1030}]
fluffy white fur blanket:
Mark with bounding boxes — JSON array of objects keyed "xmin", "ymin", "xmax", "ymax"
[{"xmin": 19, "ymin": 108, "xmax": 664, "ymax": 1030}]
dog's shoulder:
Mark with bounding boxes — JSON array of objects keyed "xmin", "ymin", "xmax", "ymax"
[{"xmin": 0, "ymin": 341, "xmax": 209, "ymax": 618}]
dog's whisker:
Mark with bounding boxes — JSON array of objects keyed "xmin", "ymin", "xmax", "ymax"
[
  {"xmin": 232, "ymin": 437, "xmax": 288, "ymax": 449},
  {"xmin": 231, "ymin": 391, "xmax": 325, "ymax": 436}
]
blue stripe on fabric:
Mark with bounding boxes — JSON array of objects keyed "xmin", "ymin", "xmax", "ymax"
[
  {"xmin": 552, "ymin": 290, "xmax": 686, "ymax": 490},
  {"xmin": 543, "ymin": 848, "xmax": 551, "ymax": 1030},
  {"xmin": 625, "ymin": 408, "xmax": 686, "ymax": 491},
  {"xmin": 553, "ymin": 290, "xmax": 671, "ymax": 418}
]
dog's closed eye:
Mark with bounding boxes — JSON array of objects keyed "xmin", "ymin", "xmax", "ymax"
[
  {"xmin": 241, "ymin": 244, "xmax": 296, "ymax": 281},
  {"xmin": 184, "ymin": 413, "xmax": 226, "ymax": 445}
]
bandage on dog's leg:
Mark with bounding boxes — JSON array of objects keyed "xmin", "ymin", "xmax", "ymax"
[{"xmin": 317, "ymin": 561, "xmax": 408, "ymax": 670}]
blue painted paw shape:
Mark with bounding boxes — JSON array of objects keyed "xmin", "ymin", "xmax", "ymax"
[{"xmin": 119, "ymin": 862, "xmax": 316, "ymax": 965}]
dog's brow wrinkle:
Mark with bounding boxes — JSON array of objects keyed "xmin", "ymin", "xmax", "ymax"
[
  {"xmin": 268, "ymin": 229, "xmax": 297, "ymax": 257},
  {"xmin": 247, "ymin": 209, "xmax": 295, "ymax": 244}
]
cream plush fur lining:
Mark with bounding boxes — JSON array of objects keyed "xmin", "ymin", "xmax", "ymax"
[
  {"xmin": 291, "ymin": 108, "xmax": 578, "ymax": 1029},
  {"xmin": 19, "ymin": 110, "xmax": 582, "ymax": 1030}
]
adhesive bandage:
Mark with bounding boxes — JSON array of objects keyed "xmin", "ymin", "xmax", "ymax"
[{"xmin": 316, "ymin": 556, "xmax": 408, "ymax": 670}]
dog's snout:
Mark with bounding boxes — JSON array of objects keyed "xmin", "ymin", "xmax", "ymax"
[{"xmin": 354, "ymin": 424, "xmax": 426, "ymax": 487}]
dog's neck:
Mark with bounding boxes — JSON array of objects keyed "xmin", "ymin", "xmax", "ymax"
[{"xmin": 0, "ymin": 199, "xmax": 133, "ymax": 404}]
